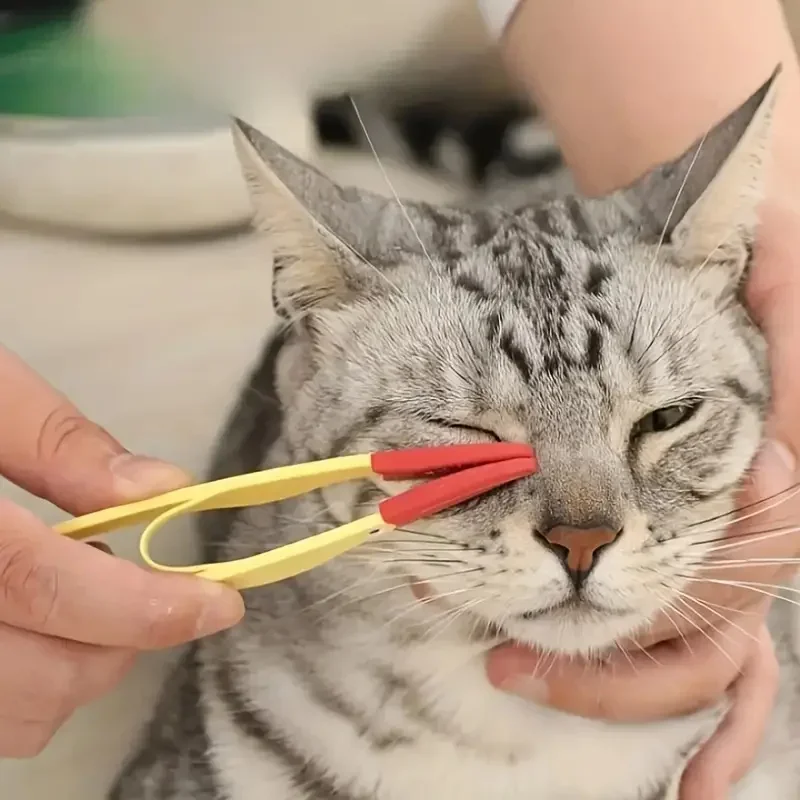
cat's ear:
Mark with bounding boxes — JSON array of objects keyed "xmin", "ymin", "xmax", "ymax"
[
  {"xmin": 231, "ymin": 118, "xmax": 390, "ymax": 316},
  {"xmin": 620, "ymin": 67, "xmax": 780, "ymax": 277}
]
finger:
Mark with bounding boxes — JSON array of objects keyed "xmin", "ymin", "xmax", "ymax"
[
  {"xmin": 747, "ymin": 216, "xmax": 800, "ymax": 459},
  {"xmin": 0, "ymin": 621, "xmax": 135, "ymax": 724},
  {"xmin": 0, "ymin": 500, "xmax": 244, "ymax": 647},
  {"xmin": 0, "ymin": 714, "xmax": 71, "ymax": 759},
  {"xmin": 714, "ymin": 436, "xmax": 800, "ymax": 574},
  {"xmin": 0, "ymin": 346, "xmax": 190, "ymax": 515},
  {"xmin": 487, "ymin": 611, "xmax": 762, "ymax": 722},
  {"xmin": 680, "ymin": 626, "xmax": 779, "ymax": 799}
]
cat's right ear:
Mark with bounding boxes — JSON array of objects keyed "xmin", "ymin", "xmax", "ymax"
[
  {"xmin": 617, "ymin": 68, "xmax": 780, "ymax": 275},
  {"xmin": 231, "ymin": 118, "xmax": 387, "ymax": 318}
]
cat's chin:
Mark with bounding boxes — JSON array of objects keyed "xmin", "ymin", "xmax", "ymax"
[{"xmin": 496, "ymin": 606, "xmax": 648, "ymax": 656}]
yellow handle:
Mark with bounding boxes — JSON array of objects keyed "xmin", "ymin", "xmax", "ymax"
[
  {"xmin": 52, "ymin": 454, "xmax": 381, "ymax": 589},
  {"xmin": 141, "ymin": 503, "xmax": 385, "ymax": 590},
  {"xmin": 54, "ymin": 454, "xmax": 373, "ymax": 540}
]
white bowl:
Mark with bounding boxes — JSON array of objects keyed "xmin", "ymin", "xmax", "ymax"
[{"xmin": 0, "ymin": 116, "xmax": 255, "ymax": 236}]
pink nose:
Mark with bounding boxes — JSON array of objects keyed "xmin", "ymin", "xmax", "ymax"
[{"xmin": 537, "ymin": 526, "xmax": 621, "ymax": 584}]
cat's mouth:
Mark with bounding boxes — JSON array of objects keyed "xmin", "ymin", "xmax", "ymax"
[
  {"xmin": 515, "ymin": 597, "xmax": 631, "ymax": 621},
  {"xmin": 409, "ymin": 575, "xmax": 630, "ymax": 625}
]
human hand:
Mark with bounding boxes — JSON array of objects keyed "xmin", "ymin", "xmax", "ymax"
[
  {"xmin": 0, "ymin": 346, "xmax": 244, "ymax": 757},
  {"xmin": 485, "ymin": 201, "xmax": 800, "ymax": 799}
]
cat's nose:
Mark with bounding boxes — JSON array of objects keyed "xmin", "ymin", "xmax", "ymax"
[{"xmin": 535, "ymin": 524, "xmax": 621, "ymax": 590}]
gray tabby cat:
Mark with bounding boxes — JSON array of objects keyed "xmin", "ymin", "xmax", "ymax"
[{"xmin": 111, "ymin": 70, "xmax": 800, "ymax": 800}]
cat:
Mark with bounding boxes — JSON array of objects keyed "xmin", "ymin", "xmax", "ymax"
[{"xmin": 110, "ymin": 68, "xmax": 800, "ymax": 800}]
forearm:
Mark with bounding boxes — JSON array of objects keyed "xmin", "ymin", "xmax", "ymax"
[{"xmin": 500, "ymin": 0, "xmax": 800, "ymax": 208}]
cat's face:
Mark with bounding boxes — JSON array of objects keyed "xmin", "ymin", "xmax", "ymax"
[{"xmin": 233, "ymin": 72, "xmax": 776, "ymax": 654}]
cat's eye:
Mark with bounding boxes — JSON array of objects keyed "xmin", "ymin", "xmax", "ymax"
[
  {"xmin": 428, "ymin": 418, "xmax": 501, "ymax": 442},
  {"xmin": 633, "ymin": 401, "xmax": 702, "ymax": 436}
]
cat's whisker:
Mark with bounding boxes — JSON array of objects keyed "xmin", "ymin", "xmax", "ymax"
[
  {"xmin": 377, "ymin": 587, "xmax": 464, "ymax": 632},
  {"xmin": 628, "ymin": 132, "xmax": 707, "ymax": 355},
  {"xmin": 662, "ymin": 596, "xmax": 739, "ymax": 670},
  {"xmin": 628, "ymin": 637, "xmax": 663, "ymax": 667},
  {"xmin": 698, "ymin": 526, "xmax": 800, "ymax": 554},
  {"xmin": 395, "ymin": 527, "xmax": 466, "ymax": 542},
  {"xmin": 691, "ymin": 575, "xmax": 800, "ymax": 596},
  {"xmin": 703, "ymin": 557, "xmax": 800, "ymax": 568},
  {"xmin": 533, "ymin": 649, "xmax": 562, "ymax": 683},
  {"xmin": 684, "ymin": 481, "xmax": 800, "ymax": 533},
  {"xmin": 272, "ymin": 512, "xmax": 334, "ymax": 527},
  {"xmin": 300, "ymin": 568, "xmax": 397, "ymax": 612},
  {"xmin": 349, "ymin": 97, "xmax": 436, "ymax": 273},
  {"xmin": 360, "ymin": 542, "xmax": 483, "ymax": 553},
  {"xmin": 647, "ymin": 585, "xmax": 696, "ymax": 655},
  {"xmin": 673, "ymin": 590, "xmax": 760, "ymax": 647},
  {"xmin": 670, "ymin": 583, "xmax": 757, "ymax": 618},
  {"xmin": 346, "ymin": 556, "xmax": 470, "ymax": 567},
  {"xmin": 680, "ymin": 576, "xmax": 800, "ymax": 610},
  {"xmin": 613, "ymin": 641, "xmax": 641, "ymax": 675},
  {"xmin": 311, "ymin": 566, "xmax": 483, "ymax": 619},
  {"xmin": 671, "ymin": 594, "xmax": 736, "ymax": 649},
  {"xmin": 653, "ymin": 135, "xmax": 708, "ymax": 265},
  {"xmin": 418, "ymin": 594, "xmax": 492, "ymax": 643}
]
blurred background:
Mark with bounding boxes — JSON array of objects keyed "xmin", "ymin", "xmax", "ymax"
[{"xmin": 1, "ymin": 1, "xmax": 799, "ymax": 797}]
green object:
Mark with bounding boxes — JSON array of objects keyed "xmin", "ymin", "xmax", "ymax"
[{"xmin": 0, "ymin": 19, "xmax": 208, "ymax": 118}]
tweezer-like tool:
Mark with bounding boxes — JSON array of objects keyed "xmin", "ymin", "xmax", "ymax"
[{"xmin": 54, "ymin": 443, "xmax": 536, "ymax": 590}]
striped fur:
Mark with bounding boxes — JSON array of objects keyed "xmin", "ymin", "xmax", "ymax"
[{"xmin": 111, "ymin": 72, "xmax": 800, "ymax": 800}]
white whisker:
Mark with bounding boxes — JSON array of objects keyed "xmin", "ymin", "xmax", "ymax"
[
  {"xmin": 702, "ymin": 525, "xmax": 800, "ymax": 554},
  {"xmin": 665, "ymin": 596, "xmax": 739, "ymax": 670},
  {"xmin": 350, "ymin": 97, "xmax": 437, "ymax": 271},
  {"xmin": 682, "ymin": 576, "xmax": 800, "ymax": 611},
  {"xmin": 685, "ymin": 483, "xmax": 800, "ymax": 537}
]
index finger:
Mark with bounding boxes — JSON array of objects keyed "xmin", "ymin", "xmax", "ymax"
[
  {"xmin": 487, "ymin": 607, "xmax": 763, "ymax": 722},
  {"xmin": 0, "ymin": 500, "xmax": 243, "ymax": 648},
  {"xmin": 0, "ymin": 346, "xmax": 188, "ymax": 515}
]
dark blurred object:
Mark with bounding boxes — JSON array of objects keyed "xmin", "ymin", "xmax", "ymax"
[
  {"xmin": 0, "ymin": 0, "xmax": 83, "ymax": 29},
  {"xmin": 313, "ymin": 93, "xmax": 565, "ymax": 189}
]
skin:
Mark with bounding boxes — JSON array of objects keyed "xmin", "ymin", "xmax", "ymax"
[
  {"xmin": 0, "ymin": 346, "xmax": 244, "ymax": 758},
  {"xmin": 488, "ymin": 0, "xmax": 800, "ymax": 797}
]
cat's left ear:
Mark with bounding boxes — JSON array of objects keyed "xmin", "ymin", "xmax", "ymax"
[{"xmin": 620, "ymin": 67, "xmax": 780, "ymax": 279}]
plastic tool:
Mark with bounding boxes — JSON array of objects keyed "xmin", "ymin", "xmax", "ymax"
[{"xmin": 54, "ymin": 443, "xmax": 536, "ymax": 591}]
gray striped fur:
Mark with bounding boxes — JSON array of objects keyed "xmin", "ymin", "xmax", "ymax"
[{"xmin": 111, "ymin": 72, "xmax": 800, "ymax": 800}]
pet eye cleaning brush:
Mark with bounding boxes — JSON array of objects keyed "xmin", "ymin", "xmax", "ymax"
[{"xmin": 0, "ymin": 1, "xmax": 252, "ymax": 236}]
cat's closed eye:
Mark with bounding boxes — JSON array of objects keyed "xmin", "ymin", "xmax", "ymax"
[
  {"xmin": 632, "ymin": 401, "xmax": 702, "ymax": 436},
  {"xmin": 427, "ymin": 417, "xmax": 502, "ymax": 442}
]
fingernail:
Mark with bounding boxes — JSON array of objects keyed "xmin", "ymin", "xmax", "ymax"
[
  {"xmin": 86, "ymin": 541, "xmax": 114, "ymax": 555},
  {"xmin": 762, "ymin": 438, "xmax": 796, "ymax": 475},
  {"xmin": 195, "ymin": 581, "xmax": 245, "ymax": 638},
  {"xmin": 498, "ymin": 675, "xmax": 550, "ymax": 704},
  {"xmin": 110, "ymin": 454, "xmax": 192, "ymax": 500}
]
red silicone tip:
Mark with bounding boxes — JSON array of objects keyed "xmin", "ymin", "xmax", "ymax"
[
  {"xmin": 371, "ymin": 443, "xmax": 534, "ymax": 481},
  {"xmin": 378, "ymin": 456, "xmax": 535, "ymax": 527}
]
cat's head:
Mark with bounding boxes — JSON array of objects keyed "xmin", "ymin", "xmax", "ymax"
[{"xmin": 233, "ymin": 71, "xmax": 777, "ymax": 654}]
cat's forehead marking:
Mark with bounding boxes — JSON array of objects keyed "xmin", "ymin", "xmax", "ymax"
[{"xmin": 433, "ymin": 231, "xmax": 622, "ymax": 392}]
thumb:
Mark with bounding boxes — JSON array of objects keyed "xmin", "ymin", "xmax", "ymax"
[
  {"xmin": 744, "ymin": 437, "xmax": 797, "ymax": 514},
  {"xmin": 0, "ymin": 347, "xmax": 190, "ymax": 515}
]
